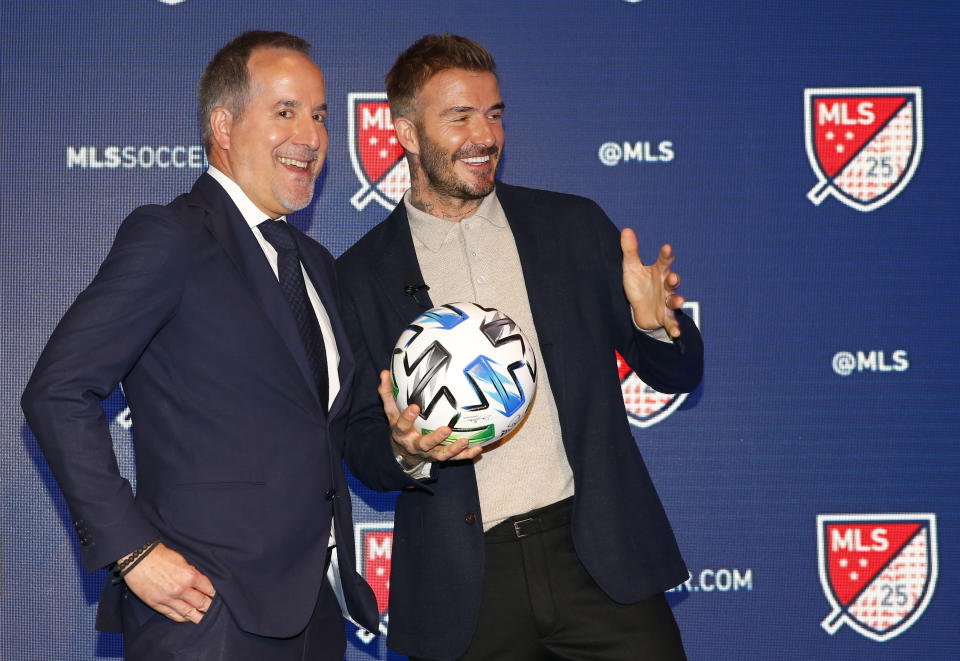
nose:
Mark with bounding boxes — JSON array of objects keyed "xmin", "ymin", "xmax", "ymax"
[
  {"xmin": 470, "ymin": 116, "xmax": 496, "ymax": 146},
  {"xmin": 295, "ymin": 113, "xmax": 326, "ymax": 152}
]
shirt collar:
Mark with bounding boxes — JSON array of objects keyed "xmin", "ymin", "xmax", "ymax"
[
  {"xmin": 403, "ymin": 188, "xmax": 506, "ymax": 253},
  {"xmin": 206, "ymin": 166, "xmax": 286, "ymax": 228}
]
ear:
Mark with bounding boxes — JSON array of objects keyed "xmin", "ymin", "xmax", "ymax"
[
  {"xmin": 209, "ymin": 106, "xmax": 234, "ymax": 151},
  {"xmin": 393, "ymin": 116, "xmax": 420, "ymax": 156}
]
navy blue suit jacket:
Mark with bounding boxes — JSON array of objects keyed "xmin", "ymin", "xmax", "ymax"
[
  {"xmin": 22, "ymin": 173, "xmax": 378, "ymax": 638},
  {"xmin": 337, "ymin": 181, "xmax": 703, "ymax": 659}
]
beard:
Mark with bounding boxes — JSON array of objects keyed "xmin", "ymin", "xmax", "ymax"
[
  {"xmin": 418, "ymin": 133, "xmax": 500, "ymax": 201},
  {"xmin": 272, "ymin": 175, "xmax": 318, "ymax": 213}
]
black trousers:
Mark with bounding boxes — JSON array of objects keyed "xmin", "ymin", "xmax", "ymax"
[
  {"xmin": 415, "ymin": 498, "xmax": 686, "ymax": 661},
  {"xmin": 119, "ymin": 549, "xmax": 345, "ymax": 661}
]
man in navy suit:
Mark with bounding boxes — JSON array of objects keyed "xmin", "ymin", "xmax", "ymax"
[
  {"xmin": 22, "ymin": 31, "xmax": 377, "ymax": 660},
  {"xmin": 337, "ymin": 34, "xmax": 704, "ymax": 660}
]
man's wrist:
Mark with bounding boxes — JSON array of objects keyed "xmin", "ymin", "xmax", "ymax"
[
  {"xmin": 110, "ymin": 538, "xmax": 160, "ymax": 584},
  {"xmin": 629, "ymin": 305, "xmax": 672, "ymax": 342},
  {"xmin": 395, "ymin": 451, "xmax": 423, "ymax": 471}
]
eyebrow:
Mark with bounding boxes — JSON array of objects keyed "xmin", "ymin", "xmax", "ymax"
[
  {"xmin": 276, "ymin": 100, "xmax": 328, "ymax": 113},
  {"xmin": 443, "ymin": 102, "xmax": 505, "ymax": 115}
]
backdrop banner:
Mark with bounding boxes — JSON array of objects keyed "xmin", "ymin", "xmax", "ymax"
[{"xmin": 3, "ymin": 2, "xmax": 957, "ymax": 659}]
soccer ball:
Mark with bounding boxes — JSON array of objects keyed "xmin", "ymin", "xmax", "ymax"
[{"xmin": 390, "ymin": 302, "xmax": 537, "ymax": 446}]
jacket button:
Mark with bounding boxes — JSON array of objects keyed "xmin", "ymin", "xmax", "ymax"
[
  {"xmin": 325, "ymin": 488, "xmax": 336, "ymax": 501},
  {"xmin": 464, "ymin": 512, "xmax": 477, "ymax": 525}
]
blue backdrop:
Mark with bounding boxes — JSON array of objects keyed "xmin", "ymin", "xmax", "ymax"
[{"xmin": 3, "ymin": 1, "xmax": 958, "ymax": 659}]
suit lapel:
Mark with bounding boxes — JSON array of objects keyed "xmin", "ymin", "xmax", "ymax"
[
  {"xmin": 496, "ymin": 183, "xmax": 567, "ymax": 408},
  {"xmin": 189, "ymin": 174, "xmax": 321, "ymax": 407},
  {"xmin": 374, "ymin": 204, "xmax": 435, "ymax": 325}
]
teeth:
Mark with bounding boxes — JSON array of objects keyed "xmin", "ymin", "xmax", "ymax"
[
  {"xmin": 461, "ymin": 156, "xmax": 490, "ymax": 165},
  {"xmin": 278, "ymin": 156, "xmax": 308, "ymax": 169}
]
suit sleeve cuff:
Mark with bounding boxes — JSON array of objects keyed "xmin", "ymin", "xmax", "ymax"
[
  {"xmin": 395, "ymin": 453, "xmax": 434, "ymax": 480},
  {"xmin": 79, "ymin": 505, "xmax": 161, "ymax": 573},
  {"xmin": 629, "ymin": 305, "xmax": 672, "ymax": 343}
]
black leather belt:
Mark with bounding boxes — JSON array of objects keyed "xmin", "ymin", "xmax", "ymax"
[{"xmin": 484, "ymin": 497, "xmax": 573, "ymax": 542}]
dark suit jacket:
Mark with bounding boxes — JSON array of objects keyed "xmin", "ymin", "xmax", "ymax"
[
  {"xmin": 21, "ymin": 173, "xmax": 378, "ymax": 638},
  {"xmin": 337, "ymin": 181, "xmax": 704, "ymax": 659}
]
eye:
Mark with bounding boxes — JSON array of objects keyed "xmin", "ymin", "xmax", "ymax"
[
  {"xmin": 313, "ymin": 113, "xmax": 326, "ymax": 123},
  {"xmin": 279, "ymin": 109, "xmax": 293, "ymax": 118}
]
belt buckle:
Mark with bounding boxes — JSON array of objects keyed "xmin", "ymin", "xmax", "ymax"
[{"xmin": 513, "ymin": 516, "xmax": 536, "ymax": 538}]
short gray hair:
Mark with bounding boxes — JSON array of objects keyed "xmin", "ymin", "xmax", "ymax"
[{"xmin": 197, "ymin": 31, "xmax": 311, "ymax": 152}]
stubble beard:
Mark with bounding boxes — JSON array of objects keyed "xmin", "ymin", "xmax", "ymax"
[
  {"xmin": 418, "ymin": 134, "xmax": 499, "ymax": 202},
  {"xmin": 272, "ymin": 175, "xmax": 318, "ymax": 213}
]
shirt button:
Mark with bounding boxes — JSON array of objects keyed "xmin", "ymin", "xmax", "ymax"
[{"xmin": 464, "ymin": 512, "xmax": 477, "ymax": 525}]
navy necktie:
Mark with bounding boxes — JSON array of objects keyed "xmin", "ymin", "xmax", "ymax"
[{"xmin": 257, "ymin": 219, "xmax": 329, "ymax": 411}]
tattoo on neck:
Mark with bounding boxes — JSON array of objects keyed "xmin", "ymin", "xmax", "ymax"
[
  {"xmin": 408, "ymin": 171, "xmax": 483, "ymax": 222},
  {"xmin": 409, "ymin": 186, "xmax": 433, "ymax": 214}
]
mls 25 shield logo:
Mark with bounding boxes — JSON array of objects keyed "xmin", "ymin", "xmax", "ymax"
[
  {"xmin": 817, "ymin": 513, "xmax": 938, "ymax": 642},
  {"xmin": 355, "ymin": 522, "xmax": 393, "ymax": 621},
  {"xmin": 805, "ymin": 87, "xmax": 923, "ymax": 212},
  {"xmin": 348, "ymin": 93, "xmax": 410, "ymax": 211},
  {"xmin": 618, "ymin": 301, "xmax": 699, "ymax": 428}
]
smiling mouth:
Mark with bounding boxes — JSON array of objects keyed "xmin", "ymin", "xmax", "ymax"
[
  {"xmin": 278, "ymin": 156, "xmax": 311, "ymax": 170},
  {"xmin": 460, "ymin": 155, "xmax": 491, "ymax": 165}
]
